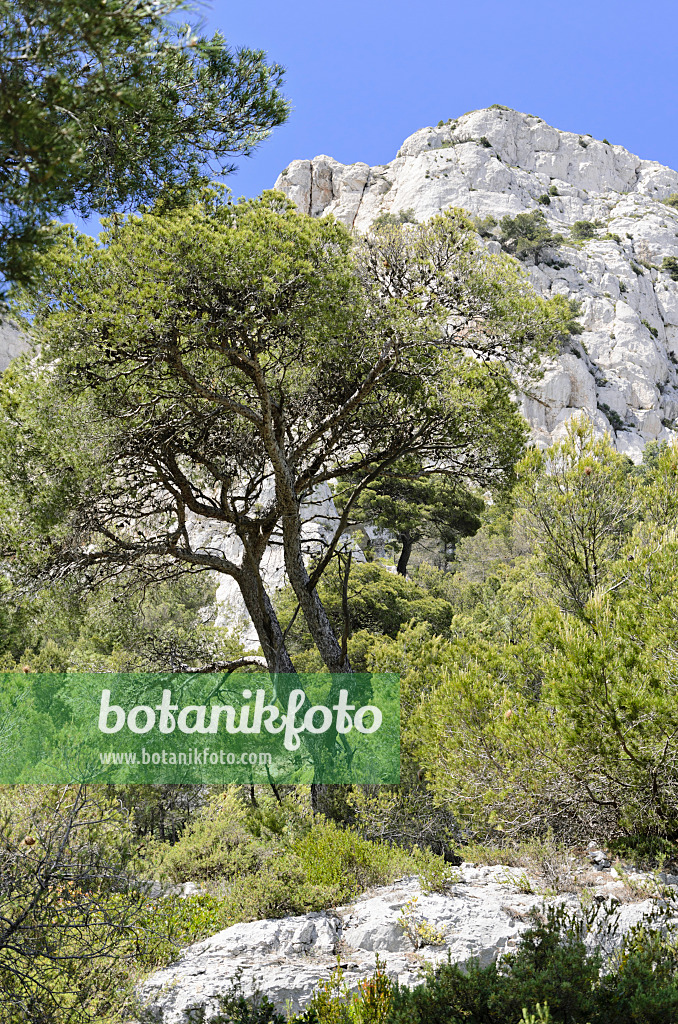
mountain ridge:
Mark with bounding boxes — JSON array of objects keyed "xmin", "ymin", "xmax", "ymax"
[{"xmin": 274, "ymin": 106, "xmax": 678, "ymax": 461}]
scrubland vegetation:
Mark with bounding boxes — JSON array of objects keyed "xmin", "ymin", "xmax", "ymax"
[
  {"xmin": 3, "ymin": 419, "xmax": 678, "ymax": 1021},
  {"xmin": 2, "ymin": 5, "xmax": 678, "ymax": 1017}
]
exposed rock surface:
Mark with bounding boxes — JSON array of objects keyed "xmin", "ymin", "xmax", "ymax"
[
  {"xmin": 137, "ymin": 866, "xmax": 675, "ymax": 1021},
  {"xmin": 0, "ymin": 320, "xmax": 27, "ymax": 373},
  {"xmin": 274, "ymin": 107, "xmax": 678, "ymax": 461}
]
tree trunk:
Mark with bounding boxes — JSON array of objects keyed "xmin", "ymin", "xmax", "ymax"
[
  {"xmin": 237, "ymin": 560, "xmax": 295, "ymax": 675},
  {"xmin": 396, "ymin": 532, "xmax": 413, "ymax": 576},
  {"xmin": 280, "ymin": 501, "xmax": 351, "ymax": 674}
]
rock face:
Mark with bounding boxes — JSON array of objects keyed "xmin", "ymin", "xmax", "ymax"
[
  {"xmin": 136, "ymin": 867, "xmax": 669, "ymax": 1021},
  {"xmin": 274, "ymin": 107, "xmax": 678, "ymax": 461},
  {"xmin": 0, "ymin": 320, "xmax": 27, "ymax": 373}
]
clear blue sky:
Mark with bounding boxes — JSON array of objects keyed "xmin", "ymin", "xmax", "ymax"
[{"xmin": 199, "ymin": 0, "xmax": 678, "ymax": 200}]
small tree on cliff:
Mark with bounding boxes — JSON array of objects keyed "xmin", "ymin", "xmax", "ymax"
[{"xmin": 0, "ymin": 192, "xmax": 571, "ymax": 674}]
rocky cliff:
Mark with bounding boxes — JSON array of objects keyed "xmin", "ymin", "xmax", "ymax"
[
  {"xmin": 274, "ymin": 107, "xmax": 678, "ymax": 462},
  {"xmin": 0, "ymin": 320, "xmax": 27, "ymax": 373}
]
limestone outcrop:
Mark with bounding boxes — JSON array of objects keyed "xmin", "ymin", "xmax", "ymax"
[
  {"xmin": 274, "ymin": 107, "xmax": 678, "ymax": 461},
  {"xmin": 136, "ymin": 866, "xmax": 675, "ymax": 1021}
]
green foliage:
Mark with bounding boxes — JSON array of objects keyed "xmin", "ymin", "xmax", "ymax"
[
  {"xmin": 149, "ymin": 789, "xmax": 270, "ymax": 884},
  {"xmin": 275, "ymin": 561, "xmax": 454, "ymax": 668},
  {"xmin": 498, "ymin": 210, "xmax": 563, "ymax": 262},
  {"xmin": 0, "ymin": 784, "xmax": 145, "ymax": 1022},
  {"xmin": 334, "ymin": 457, "xmax": 485, "ymax": 575},
  {"xmin": 598, "ymin": 402, "xmax": 625, "ymax": 432},
  {"xmin": 537, "ymin": 194, "xmax": 551, "ymax": 205},
  {"xmin": 294, "ymin": 959, "xmax": 393, "ymax": 1024},
  {"xmin": 0, "ymin": 571, "xmax": 241, "ymax": 672},
  {"xmin": 402, "ymin": 428, "xmax": 678, "ymax": 843},
  {"xmin": 662, "ymin": 194, "xmax": 678, "ymax": 209},
  {"xmin": 472, "ymin": 214, "xmax": 498, "ymax": 237},
  {"xmin": 146, "ymin": 789, "xmax": 451, "ymax": 930},
  {"xmin": 515, "ymin": 419, "xmax": 636, "ymax": 612},
  {"xmin": 0, "ymin": 0, "xmax": 288, "ymax": 291},
  {"xmin": 570, "ymin": 220, "xmax": 596, "ymax": 241},
  {"xmin": 372, "ymin": 208, "xmax": 417, "ymax": 229},
  {"xmin": 662, "ymin": 256, "xmax": 678, "ymax": 282}
]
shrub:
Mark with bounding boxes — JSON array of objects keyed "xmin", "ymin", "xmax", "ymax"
[
  {"xmin": 571, "ymin": 220, "xmax": 596, "ymax": 241},
  {"xmin": 275, "ymin": 561, "xmax": 454, "ymax": 662},
  {"xmin": 372, "ymin": 208, "xmax": 417, "ymax": 229},
  {"xmin": 537, "ymin": 194, "xmax": 551, "ymax": 205},
  {"xmin": 294, "ymin": 819, "xmax": 413, "ymax": 899},
  {"xmin": 472, "ymin": 214, "xmax": 498, "ymax": 237},
  {"xmin": 662, "ymin": 193, "xmax": 678, "ymax": 209},
  {"xmin": 148, "ymin": 789, "xmax": 266, "ymax": 883},
  {"xmin": 498, "ymin": 210, "xmax": 562, "ymax": 262},
  {"xmin": 662, "ymin": 256, "xmax": 678, "ymax": 282},
  {"xmin": 598, "ymin": 403, "xmax": 625, "ymax": 432}
]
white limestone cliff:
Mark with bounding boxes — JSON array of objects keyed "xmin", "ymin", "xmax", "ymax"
[
  {"xmin": 274, "ymin": 106, "xmax": 678, "ymax": 462},
  {"xmin": 0, "ymin": 320, "xmax": 27, "ymax": 373}
]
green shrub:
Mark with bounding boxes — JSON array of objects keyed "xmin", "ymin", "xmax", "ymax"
[
  {"xmin": 498, "ymin": 210, "xmax": 563, "ymax": 261},
  {"xmin": 661, "ymin": 193, "xmax": 678, "ymax": 209},
  {"xmin": 294, "ymin": 819, "xmax": 412, "ymax": 899},
  {"xmin": 598, "ymin": 403, "xmax": 625, "ymax": 432},
  {"xmin": 537, "ymin": 194, "xmax": 551, "ymax": 205},
  {"xmin": 372, "ymin": 208, "xmax": 417, "ymax": 229},
  {"xmin": 571, "ymin": 220, "xmax": 596, "ymax": 241},
  {"xmin": 549, "ymin": 185, "xmax": 559, "ymax": 196},
  {"xmin": 472, "ymin": 214, "xmax": 497, "ymax": 237},
  {"xmin": 662, "ymin": 256, "xmax": 678, "ymax": 282},
  {"xmin": 148, "ymin": 789, "xmax": 265, "ymax": 883},
  {"xmin": 275, "ymin": 561, "xmax": 454, "ymax": 662}
]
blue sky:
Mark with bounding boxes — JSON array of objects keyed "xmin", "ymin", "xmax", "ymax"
[{"xmin": 200, "ymin": 0, "xmax": 678, "ymax": 200}]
